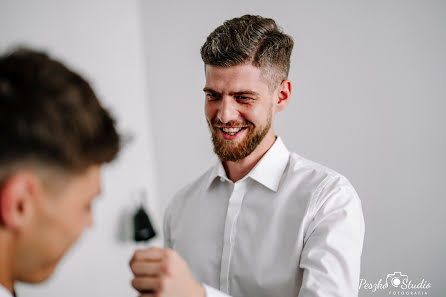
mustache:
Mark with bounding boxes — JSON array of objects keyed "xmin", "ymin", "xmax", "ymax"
[{"xmin": 210, "ymin": 119, "xmax": 253, "ymax": 128}]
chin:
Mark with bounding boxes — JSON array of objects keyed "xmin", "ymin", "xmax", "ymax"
[{"xmin": 22, "ymin": 264, "xmax": 58, "ymax": 284}]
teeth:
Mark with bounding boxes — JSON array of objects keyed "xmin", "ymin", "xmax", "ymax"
[{"xmin": 222, "ymin": 127, "xmax": 242, "ymax": 134}]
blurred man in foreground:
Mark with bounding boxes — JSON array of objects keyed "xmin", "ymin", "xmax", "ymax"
[{"xmin": 0, "ymin": 49, "xmax": 120, "ymax": 297}]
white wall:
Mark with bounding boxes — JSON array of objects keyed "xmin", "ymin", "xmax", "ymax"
[
  {"xmin": 141, "ymin": 1, "xmax": 446, "ymax": 296},
  {"xmin": 0, "ymin": 1, "xmax": 161, "ymax": 296}
]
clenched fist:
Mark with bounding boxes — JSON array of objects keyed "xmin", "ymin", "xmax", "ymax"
[{"xmin": 129, "ymin": 247, "xmax": 206, "ymax": 297}]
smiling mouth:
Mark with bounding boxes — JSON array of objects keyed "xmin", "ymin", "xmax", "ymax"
[{"xmin": 218, "ymin": 127, "xmax": 247, "ymax": 136}]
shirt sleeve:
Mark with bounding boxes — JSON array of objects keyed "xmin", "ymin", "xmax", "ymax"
[
  {"xmin": 298, "ymin": 176, "xmax": 365, "ymax": 297},
  {"xmin": 163, "ymin": 199, "xmax": 173, "ymax": 249},
  {"xmin": 204, "ymin": 284, "xmax": 233, "ymax": 297}
]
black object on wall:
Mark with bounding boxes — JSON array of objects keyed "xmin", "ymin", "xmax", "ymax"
[{"xmin": 133, "ymin": 191, "xmax": 156, "ymax": 242}]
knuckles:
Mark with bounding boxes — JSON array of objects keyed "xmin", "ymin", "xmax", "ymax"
[
  {"xmin": 132, "ymin": 249, "xmax": 146, "ymax": 261},
  {"xmin": 160, "ymin": 262, "xmax": 170, "ymax": 275},
  {"xmin": 131, "ymin": 278, "xmax": 140, "ymax": 290},
  {"xmin": 130, "ymin": 247, "xmax": 181, "ymax": 296},
  {"xmin": 132, "ymin": 277, "xmax": 163, "ymax": 292},
  {"xmin": 163, "ymin": 248, "xmax": 175, "ymax": 260}
]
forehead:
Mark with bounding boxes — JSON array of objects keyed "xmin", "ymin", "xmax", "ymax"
[{"xmin": 204, "ymin": 64, "xmax": 270, "ymax": 94}]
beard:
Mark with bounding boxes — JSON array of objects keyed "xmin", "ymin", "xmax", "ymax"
[{"xmin": 207, "ymin": 114, "xmax": 272, "ymax": 162}]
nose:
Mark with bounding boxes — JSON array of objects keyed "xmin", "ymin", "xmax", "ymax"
[{"xmin": 217, "ymin": 96, "xmax": 238, "ymax": 124}]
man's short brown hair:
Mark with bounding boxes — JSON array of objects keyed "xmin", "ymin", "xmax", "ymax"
[
  {"xmin": 0, "ymin": 48, "xmax": 120, "ymax": 182},
  {"xmin": 200, "ymin": 15, "xmax": 294, "ymax": 88}
]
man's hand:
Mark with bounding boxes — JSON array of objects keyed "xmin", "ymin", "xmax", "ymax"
[{"xmin": 130, "ymin": 247, "xmax": 206, "ymax": 297}]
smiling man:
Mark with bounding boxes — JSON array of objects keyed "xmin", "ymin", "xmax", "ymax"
[
  {"xmin": 0, "ymin": 49, "xmax": 120, "ymax": 297},
  {"xmin": 130, "ymin": 15, "xmax": 364, "ymax": 297}
]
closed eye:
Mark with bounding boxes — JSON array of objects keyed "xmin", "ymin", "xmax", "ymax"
[
  {"xmin": 235, "ymin": 95, "xmax": 252, "ymax": 101},
  {"xmin": 206, "ymin": 93, "xmax": 220, "ymax": 101}
]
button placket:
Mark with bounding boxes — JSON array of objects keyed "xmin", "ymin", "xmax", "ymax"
[{"xmin": 219, "ymin": 182, "xmax": 246, "ymax": 294}]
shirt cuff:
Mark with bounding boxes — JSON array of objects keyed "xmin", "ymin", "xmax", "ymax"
[{"xmin": 203, "ymin": 284, "xmax": 232, "ymax": 297}]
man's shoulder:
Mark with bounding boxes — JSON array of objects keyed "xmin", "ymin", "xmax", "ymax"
[
  {"xmin": 284, "ymin": 151, "xmax": 362, "ymax": 223},
  {"xmin": 286, "ymin": 151, "xmax": 356, "ymax": 194},
  {"xmin": 288, "ymin": 151, "xmax": 343, "ymax": 176}
]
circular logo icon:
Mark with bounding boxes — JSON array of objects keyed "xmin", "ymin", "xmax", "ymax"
[{"xmin": 391, "ymin": 278, "xmax": 401, "ymax": 287}]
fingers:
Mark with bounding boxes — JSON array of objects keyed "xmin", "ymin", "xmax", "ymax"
[
  {"xmin": 130, "ymin": 261, "xmax": 164, "ymax": 276},
  {"xmin": 138, "ymin": 294, "xmax": 156, "ymax": 297},
  {"xmin": 130, "ymin": 247, "xmax": 181, "ymax": 296},
  {"xmin": 131, "ymin": 247, "xmax": 164, "ymax": 263},
  {"xmin": 132, "ymin": 276, "xmax": 160, "ymax": 292}
]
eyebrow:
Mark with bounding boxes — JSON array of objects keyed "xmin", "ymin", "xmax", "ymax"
[
  {"xmin": 203, "ymin": 88, "xmax": 218, "ymax": 94},
  {"xmin": 231, "ymin": 90, "xmax": 259, "ymax": 96},
  {"xmin": 203, "ymin": 88, "xmax": 259, "ymax": 96}
]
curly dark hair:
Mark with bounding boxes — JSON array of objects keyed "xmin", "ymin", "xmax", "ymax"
[
  {"xmin": 0, "ymin": 48, "xmax": 121, "ymax": 180},
  {"xmin": 201, "ymin": 15, "xmax": 294, "ymax": 87}
]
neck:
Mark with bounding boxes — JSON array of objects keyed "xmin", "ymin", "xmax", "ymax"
[
  {"xmin": 0, "ymin": 232, "xmax": 15, "ymax": 294},
  {"xmin": 223, "ymin": 132, "xmax": 276, "ymax": 182}
]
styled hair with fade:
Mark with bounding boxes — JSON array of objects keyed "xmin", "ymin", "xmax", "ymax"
[
  {"xmin": 0, "ymin": 48, "xmax": 121, "ymax": 183},
  {"xmin": 200, "ymin": 15, "xmax": 294, "ymax": 88}
]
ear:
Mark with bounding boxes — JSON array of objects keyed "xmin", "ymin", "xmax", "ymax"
[
  {"xmin": 0, "ymin": 172, "xmax": 38, "ymax": 230},
  {"xmin": 274, "ymin": 80, "xmax": 292, "ymax": 113}
]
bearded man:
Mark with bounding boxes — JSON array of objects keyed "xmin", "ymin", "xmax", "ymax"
[{"xmin": 130, "ymin": 15, "xmax": 365, "ymax": 297}]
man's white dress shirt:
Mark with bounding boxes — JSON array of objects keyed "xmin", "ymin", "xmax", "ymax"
[
  {"xmin": 0, "ymin": 285, "xmax": 12, "ymax": 297},
  {"xmin": 164, "ymin": 137, "xmax": 365, "ymax": 297}
]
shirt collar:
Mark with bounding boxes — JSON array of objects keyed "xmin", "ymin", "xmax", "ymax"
[
  {"xmin": 206, "ymin": 159, "xmax": 228, "ymax": 188},
  {"xmin": 0, "ymin": 284, "xmax": 13, "ymax": 297},
  {"xmin": 206, "ymin": 137, "xmax": 290, "ymax": 192}
]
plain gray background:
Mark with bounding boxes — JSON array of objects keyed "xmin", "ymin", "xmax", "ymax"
[{"xmin": 1, "ymin": 0, "xmax": 445, "ymax": 296}]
